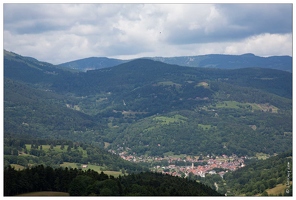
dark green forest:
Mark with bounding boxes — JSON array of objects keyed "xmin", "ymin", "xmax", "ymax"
[{"xmin": 4, "ymin": 165, "xmax": 222, "ymax": 196}]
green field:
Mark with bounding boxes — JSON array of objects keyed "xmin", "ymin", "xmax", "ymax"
[
  {"xmin": 25, "ymin": 144, "xmax": 88, "ymax": 157},
  {"xmin": 256, "ymin": 153, "xmax": 270, "ymax": 160},
  {"xmin": 60, "ymin": 162, "xmax": 124, "ymax": 177},
  {"xmin": 153, "ymin": 114, "xmax": 187, "ymax": 125},
  {"xmin": 10, "ymin": 164, "xmax": 25, "ymax": 170},
  {"xmin": 215, "ymin": 101, "xmax": 245, "ymax": 109}
]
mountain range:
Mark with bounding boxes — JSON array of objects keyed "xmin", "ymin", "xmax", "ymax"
[
  {"xmin": 4, "ymin": 49, "xmax": 292, "ymax": 157},
  {"xmin": 58, "ymin": 53, "xmax": 292, "ymax": 72}
]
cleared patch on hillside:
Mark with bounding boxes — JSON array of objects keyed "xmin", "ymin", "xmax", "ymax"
[
  {"xmin": 104, "ymin": 142, "xmax": 110, "ymax": 148},
  {"xmin": 284, "ymin": 132, "xmax": 292, "ymax": 136},
  {"xmin": 214, "ymin": 101, "xmax": 278, "ymax": 113},
  {"xmin": 215, "ymin": 101, "xmax": 246, "ymax": 109},
  {"xmin": 25, "ymin": 144, "xmax": 88, "ymax": 157},
  {"xmin": 155, "ymin": 81, "xmax": 182, "ymax": 88},
  {"xmin": 153, "ymin": 114, "xmax": 187, "ymax": 125},
  {"xmin": 255, "ymin": 153, "xmax": 270, "ymax": 160},
  {"xmin": 60, "ymin": 162, "xmax": 124, "ymax": 177},
  {"xmin": 266, "ymin": 182, "xmax": 292, "ymax": 196},
  {"xmin": 251, "ymin": 103, "xmax": 278, "ymax": 113},
  {"xmin": 196, "ymin": 81, "xmax": 209, "ymax": 88},
  {"xmin": 10, "ymin": 164, "xmax": 25, "ymax": 170},
  {"xmin": 249, "ymin": 125, "xmax": 257, "ymax": 131},
  {"xmin": 66, "ymin": 104, "xmax": 81, "ymax": 111}
]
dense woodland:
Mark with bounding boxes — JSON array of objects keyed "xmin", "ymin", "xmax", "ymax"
[
  {"xmin": 4, "ymin": 165, "xmax": 222, "ymax": 196},
  {"xmin": 224, "ymin": 150, "xmax": 292, "ymax": 196},
  {"xmin": 3, "ymin": 50, "xmax": 293, "ymax": 196}
]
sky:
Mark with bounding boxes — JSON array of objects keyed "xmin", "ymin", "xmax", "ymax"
[{"xmin": 3, "ymin": 2, "xmax": 293, "ymax": 64}]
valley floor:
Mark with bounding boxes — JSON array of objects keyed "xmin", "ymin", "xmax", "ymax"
[{"xmin": 112, "ymin": 150, "xmax": 247, "ymax": 178}]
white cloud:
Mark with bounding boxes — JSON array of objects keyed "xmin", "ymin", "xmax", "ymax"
[
  {"xmin": 224, "ymin": 33, "xmax": 292, "ymax": 57},
  {"xmin": 3, "ymin": 3, "xmax": 292, "ymax": 64}
]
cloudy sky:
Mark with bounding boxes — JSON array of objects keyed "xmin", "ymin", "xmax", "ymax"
[{"xmin": 3, "ymin": 3, "xmax": 293, "ymax": 64}]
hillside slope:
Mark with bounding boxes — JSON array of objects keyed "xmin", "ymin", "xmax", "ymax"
[
  {"xmin": 4, "ymin": 78, "xmax": 105, "ymax": 145},
  {"xmin": 4, "ymin": 51, "xmax": 292, "ymax": 158}
]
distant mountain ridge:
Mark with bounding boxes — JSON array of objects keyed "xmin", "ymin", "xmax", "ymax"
[
  {"xmin": 57, "ymin": 53, "xmax": 292, "ymax": 72},
  {"xmin": 148, "ymin": 53, "xmax": 292, "ymax": 72},
  {"xmin": 58, "ymin": 57, "xmax": 127, "ymax": 71}
]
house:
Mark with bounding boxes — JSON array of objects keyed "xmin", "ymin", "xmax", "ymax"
[
  {"xmin": 218, "ymin": 171, "xmax": 226, "ymax": 179},
  {"xmin": 208, "ymin": 170, "xmax": 216, "ymax": 175},
  {"xmin": 198, "ymin": 171, "xmax": 206, "ymax": 178},
  {"xmin": 82, "ymin": 165, "xmax": 88, "ymax": 168}
]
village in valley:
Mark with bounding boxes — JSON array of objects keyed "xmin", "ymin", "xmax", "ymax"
[{"xmin": 110, "ymin": 149, "xmax": 246, "ymax": 179}]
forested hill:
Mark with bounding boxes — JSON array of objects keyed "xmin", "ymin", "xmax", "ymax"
[
  {"xmin": 4, "ymin": 50, "xmax": 292, "ymax": 158},
  {"xmin": 4, "ymin": 50, "xmax": 75, "ymax": 85},
  {"xmin": 52, "ymin": 58, "xmax": 292, "ymax": 99},
  {"xmin": 55, "ymin": 52, "xmax": 292, "ymax": 72}
]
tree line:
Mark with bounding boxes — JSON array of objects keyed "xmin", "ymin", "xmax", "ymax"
[
  {"xmin": 4, "ymin": 136, "xmax": 148, "ymax": 173},
  {"xmin": 4, "ymin": 165, "xmax": 222, "ymax": 196}
]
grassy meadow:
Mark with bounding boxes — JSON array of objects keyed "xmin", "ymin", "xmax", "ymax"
[
  {"xmin": 25, "ymin": 144, "xmax": 88, "ymax": 157},
  {"xmin": 60, "ymin": 162, "xmax": 124, "ymax": 177}
]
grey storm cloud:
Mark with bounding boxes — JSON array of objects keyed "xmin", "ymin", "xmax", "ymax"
[
  {"xmin": 217, "ymin": 4, "xmax": 292, "ymax": 34},
  {"xmin": 165, "ymin": 4, "xmax": 292, "ymax": 45},
  {"xmin": 3, "ymin": 3, "xmax": 292, "ymax": 64}
]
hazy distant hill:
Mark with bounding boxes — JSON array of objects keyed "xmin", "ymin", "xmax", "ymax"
[
  {"xmin": 58, "ymin": 57, "xmax": 127, "ymax": 71},
  {"xmin": 56, "ymin": 53, "xmax": 292, "ymax": 72},
  {"xmin": 149, "ymin": 53, "xmax": 292, "ymax": 72}
]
